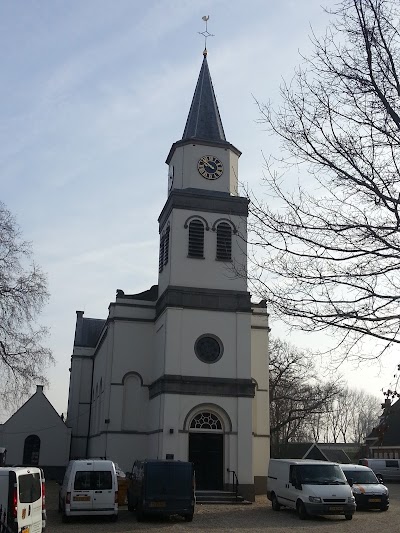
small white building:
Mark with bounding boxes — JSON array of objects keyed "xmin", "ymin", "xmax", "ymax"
[
  {"xmin": 0, "ymin": 385, "xmax": 71, "ymax": 479},
  {"xmin": 66, "ymin": 51, "xmax": 270, "ymax": 500}
]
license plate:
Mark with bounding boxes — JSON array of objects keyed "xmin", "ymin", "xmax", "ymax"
[
  {"xmin": 368, "ymin": 498, "xmax": 381, "ymax": 502},
  {"xmin": 73, "ymin": 495, "xmax": 91, "ymax": 501},
  {"xmin": 328, "ymin": 506, "xmax": 343, "ymax": 511},
  {"xmin": 149, "ymin": 501, "xmax": 166, "ymax": 508}
]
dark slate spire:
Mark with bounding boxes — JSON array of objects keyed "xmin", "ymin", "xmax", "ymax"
[{"xmin": 182, "ymin": 55, "xmax": 227, "ymax": 143}]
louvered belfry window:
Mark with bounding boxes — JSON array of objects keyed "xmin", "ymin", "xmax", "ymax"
[
  {"xmin": 159, "ymin": 233, "xmax": 165, "ymax": 272},
  {"xmin": 163, "ymin": 227, "xmax": 170, "ymax": 266},
  {"xmin": 159, "ymin": 227, "xmax": 170, "ymax": 272},
  {"xmin": 216, "ymin": 222, "xmax": 232, "ymax": 261},
  {"xmin": 188, "ymin": 220, "xmax": 204, "ymax": 258}
]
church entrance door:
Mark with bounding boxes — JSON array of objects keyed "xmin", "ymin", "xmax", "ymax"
[{"xmin": 189, "ymin": 432, "xmax": 223, "ymax": 490}]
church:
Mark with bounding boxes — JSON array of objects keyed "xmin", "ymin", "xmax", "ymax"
[{"xmin": 66, "ymin": 46, "xmax": 270, "ymax": 501}]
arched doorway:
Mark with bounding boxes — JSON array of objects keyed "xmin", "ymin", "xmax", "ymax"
[
  {"xmin": 23, "ymin": 434, "xmax": 40, "ymax": 465},
  {"xmin": 188, "ymin": 411, "xmax": 224, "ymax": 490}
]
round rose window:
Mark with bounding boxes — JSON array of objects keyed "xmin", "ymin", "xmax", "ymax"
[{"xmin": 194, "ymin": 334, "xmax": 223, "ymax": 363}]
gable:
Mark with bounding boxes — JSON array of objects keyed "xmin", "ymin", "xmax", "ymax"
[{"xmin": 4, "ymin": 391, "xmax": 65, "ymax": 432}]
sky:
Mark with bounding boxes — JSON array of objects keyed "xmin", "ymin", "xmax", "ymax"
[{"xmin": 0, "ymin": 0, "xmax": 396, "ymax": 417}]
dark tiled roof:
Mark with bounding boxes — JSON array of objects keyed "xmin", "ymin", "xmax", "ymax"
[
  {"xmin": 74, "ymin": 314, "xmax": 106, "ymax": 348},
  {"xmin": 274, "ymin": 442, "xmax": 314, "ymax": 459},
  {"xmin": 274, "ymin": 442, "xmax": 353, "ymax": 463},
  {"xmin": 379, "ymin": 410, "xmax": 400, "ymax": 446},
  {"xmin": 182, "ymin": 56, "xmax": 228, "ymax": 144},
  {"xmin": 366, "ymin": 400, "xmax": 400, "ymax": 447},
  {"xmin": 322, "ymin": 449, "xmax": 352, "ymax": 464}
]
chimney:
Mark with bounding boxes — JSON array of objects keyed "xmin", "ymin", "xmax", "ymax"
[{"xmin": 36, "ymin": 385, "xmax": 44, "ymax": 393}]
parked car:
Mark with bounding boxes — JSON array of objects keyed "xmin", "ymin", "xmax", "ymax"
[
  {"xmin": 341, "ymin": 464, "xmax": 389, "ymax": 511},
  {"xmin": 127, "ymin": 460, "xmax": 195, "ymax": 521},
  {"xmin": 359, "ymin": 458, "xmax": 400, "ymax": 481},
  {"xmin": 0, "ymin": 466, "xmax": 44, "ymax": 532},
  {"xmin": 59, "ymin": 459, "xmax": 118, "ymax": 522},
  {"xmin": 267, "ymin": 459, "xmax": 356, "ymax": 520}
]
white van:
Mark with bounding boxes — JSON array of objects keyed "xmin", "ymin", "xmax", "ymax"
[
  {"xmin": 59, "ymin": 459, "xmax": 118, "ymax": 521},
  {"xmin": 359, "ymin": 458, "xmax": 400, "ymax": 481},
  {"xmin": 0, "ymin": 466, "xmax": 44, "ymax": 533},
  {"xmin": 267, "ymin": 459, "xmax": 356, "ymax": 520}
]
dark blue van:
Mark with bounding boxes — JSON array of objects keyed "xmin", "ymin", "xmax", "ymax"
[{"xmin": 127, "ymin": 460, "xmax": 195, "ymax": 522}]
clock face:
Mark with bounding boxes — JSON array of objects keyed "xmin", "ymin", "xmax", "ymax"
[{"xmin": 197, "ymin": 155, "xmax": 223, "ymax": 180}]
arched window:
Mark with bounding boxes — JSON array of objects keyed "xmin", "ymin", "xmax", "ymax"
[
  {"xmin": 216, "ymin": 222, "xmax": 232, "ymax": 261},
  {"xmin": 188, "ymin": 220, "xmax": 204, "ymax": 258},
  {"xmin": 190, "ymin": 411, "xmax": 222, "ymax": 431},
  {"xmin": 122, "ymin": 374, "xmax": 147, "ymax": 431},
  {"xmin": 23, "ymin": 435, "xmax": 40, "ymax": 465}
]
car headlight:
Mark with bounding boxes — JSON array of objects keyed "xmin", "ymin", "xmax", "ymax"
[
  {"xmin": 348, "ymin": 496, "xmax": 355, "ymax": 503},
  {"xmin": 352, "ymin": 486, "xmax": 361, "ymax": 494},
  {"xmin": 309, "ymin": 496, "xmax": 322, "ymax": 503}
]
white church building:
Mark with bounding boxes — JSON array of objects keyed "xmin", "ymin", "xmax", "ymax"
[{"xmin": 66, "ymin": 50, "xmax": 270, "ymax": 500}]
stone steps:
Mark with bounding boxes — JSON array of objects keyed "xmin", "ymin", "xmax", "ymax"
[{"xmin": 195, "ymin": 490, "xmax": 252, "ymax": 505}]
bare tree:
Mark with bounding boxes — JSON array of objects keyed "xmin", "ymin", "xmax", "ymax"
[
  {"xmin": 269, "ymin": 337, "xmax": 341, "ymax": 456},
  {"xmin": 0, "ymin": 202, "xmax": 53, "ymax": 408},
  {"xmin": 249, "ymin": 0, "xmax": 400, "ymax": 362}
]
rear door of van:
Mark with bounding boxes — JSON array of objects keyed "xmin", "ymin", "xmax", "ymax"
[
  {"xmin": 92, "ymin": 463, "xmax": 116, "ymax": 512},
  {"xmin": 17, "ymin": 469, "xmax": 43, "ymax": 533},
  {"xmin": 71, "ymin": 467, "xmax": 93, "ymax": 512}
]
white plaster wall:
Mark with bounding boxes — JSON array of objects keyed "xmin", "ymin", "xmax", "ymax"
[
  {"xmin": 169, "ymin": 143, "xmax": 239, "ymax": 196},
  {"xmin": 158, "ymin": 209, "xmax": 247, "ymax": 293},
  {"xmin": 155, "ymin": 308, "xmax": 251, "ymax": 380},
  {"xmin": 251, "ymin": 307, "xmax": 270, "ymax": 480},
  {"xmin": 109, "ymin": 320, "xmax": 155, "ymax": 386},
  {"xmin": 2, "ymin": 391, "xmax": 71, "ymax": 467},
  {"xmin": 67, "ymin": 348, "xmax": 93, "ymax": 437}
]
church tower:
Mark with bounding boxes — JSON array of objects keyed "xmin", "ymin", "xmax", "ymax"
[
  {"xmin": 153, "ymin": 48, "xmax": 269, "ymax": 500},
  {"xmin": 67, "ymin": 36, "xmax": 269, "ymax": 503}
]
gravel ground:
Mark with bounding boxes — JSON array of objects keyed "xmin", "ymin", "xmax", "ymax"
[{"xmin": 46, "ymin": 481, "xmax": 400, "ymax": 532}]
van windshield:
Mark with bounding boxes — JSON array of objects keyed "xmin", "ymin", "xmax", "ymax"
[
  {"xmin": 297, "ymin": 464, "xmax": 347, "ymax": 485},
  {"xmin": 343, "ymin": 470, "xmax": 378, "ymax": 484},
  {"xmin": 146, "ymin": 463, "xmax": 192, "ymax": 498}
]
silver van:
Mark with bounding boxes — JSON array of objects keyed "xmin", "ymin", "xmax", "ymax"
[
  {"xmin": 341, "ymin": 464, "xmax": 389, "ymax": 511},
  {"xmin": 59, "ymin": 459, "xmax": 118, "ymax": 522},
  {"xmin": 359, "ymin": 458, "xmax": 400, "ymax": 481}
]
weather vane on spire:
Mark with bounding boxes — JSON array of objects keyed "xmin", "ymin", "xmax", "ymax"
[{"xmin": 199, "ymin": 15, "xmax": 214, "ymax": 57}]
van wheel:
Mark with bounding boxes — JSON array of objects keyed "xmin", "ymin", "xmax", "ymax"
[
  {"xmin": 110, "ymin": 514, "xmax": 118, "ymax": 522},
  {"xmin": 297, "ymin": 501, "xmax": 308, "ymax": 520},
  {"xmin": 136, "ymin": 509, "xmax": 144, "ymax": 522},
  {"xmin": 62, "ymin": 513, "xmax": 70, "ymax": 523},
  {"xmin": 380, "ymin": 506, "xmax": 389, "ymax": 512},
  {"xmin": 271, "ymin": 494, "xmax": 281, "ymax": 511},
  {"xmin": 128, "ymin": 500, "xmax": 135, "ymax": 512},
  {"xmin": 345, "ymin": 514, "xmax": 353, "ymax": 520},
  {"xmin": 58, "ymin": 497, "xmax": 62, "ymax": 513},
  {"xmin": 184, "ymin": 513, "xmax": 194, "ymax": 522}
]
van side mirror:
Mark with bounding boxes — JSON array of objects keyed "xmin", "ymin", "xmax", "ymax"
[
  {"xmin": 376, "ymin": 474, "xmax": 384, "ymax": 484},
  {"xmin": 295, "ymin": 483, "xmax": 302, "ymax": 490},
  {"xmin": 348, "ymin": 478, "xmax": 353, "ymax": 487}
]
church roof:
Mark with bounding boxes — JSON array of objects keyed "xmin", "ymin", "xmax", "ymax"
[
  {"xmin": 74, "ymin": 312, "xmax": 106, "ymax": 348},
  {"xmin": 182, "ymin": 56, "xmax": 227, "ymax": 144}
]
